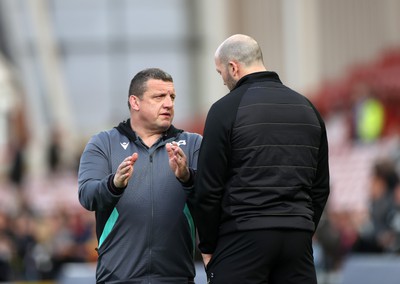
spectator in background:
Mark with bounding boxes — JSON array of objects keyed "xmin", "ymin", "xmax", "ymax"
[
  {"xmin": 350, "ymin": 83, "xmax": 385, "ymax": 143},
  {"xmin": 0, "ymin": 211, "xmax": 13, "ymax": 282},
  {"xmin": 353, "ymin": 158, "xmax": 399, "ymax": 253},
  {"xmin": 7, "ymin": 103, "xmax": 29, "ymax": 188},
  {"xmin": 388, "ymin": 183, "xmax": 400, "ymax": 252},
  {"xmin": 314, "ymin": 212, "xmax": 344, "ymax": 273},
  {"xmin": 47, "ymin": 126, "xmax": 63, "ymax": 174},
  {"xmin": 11, "ymin": 209, "xmax": 38, "ymax": 280}
]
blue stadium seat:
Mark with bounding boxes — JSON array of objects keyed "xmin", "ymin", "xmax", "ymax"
[{"xmin": 340, "ymin": 254, "xmax": 400, "ymax": 284}]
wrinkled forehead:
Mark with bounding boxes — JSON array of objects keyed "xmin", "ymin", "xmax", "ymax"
[{"xmin": 146, "ymin": 79, "xmax": 175, "ymax": 93}]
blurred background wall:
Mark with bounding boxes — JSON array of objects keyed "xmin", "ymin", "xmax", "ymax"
[
  {"xmin": 0, "ymin": 0, "xmax": 399, "ymax": 175},
  {"xmin": 1, "ymin": 0, "xmax": 400, "ymax": 283}
]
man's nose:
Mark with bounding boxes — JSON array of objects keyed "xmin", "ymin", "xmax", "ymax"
[{"xmin": 164, "ymin": 95, "xmax": 174, "ymax": 107}]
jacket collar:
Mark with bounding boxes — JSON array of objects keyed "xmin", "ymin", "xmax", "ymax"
[
  {"xmin": 115, "ymin": 119, "xmax": 183, "ymax": 142},
  {"xmin": 232, "ymin": 71, "xmax": 282, "ymax": 91}
]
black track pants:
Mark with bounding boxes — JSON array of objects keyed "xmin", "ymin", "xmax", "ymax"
[{"xmin": 205, "ymin": 229, "xmax": 317, "ymax": 284}]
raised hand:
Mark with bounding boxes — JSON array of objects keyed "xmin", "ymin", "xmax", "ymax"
[
  {"xmin": 166, "ymin": 142, "xmax": 189, "ymax": 183},
  {"xmin": 113, "ymin": 153, "xmax": 138, "ymax": 188}
]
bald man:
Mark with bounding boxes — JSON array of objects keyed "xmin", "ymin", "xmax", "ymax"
[{"xmin": 193, "ymin": 34, "xmax": 330, "ymax": 284}]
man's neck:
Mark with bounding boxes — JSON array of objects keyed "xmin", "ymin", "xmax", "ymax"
[
  {"xmin": 139, "ymin": 134, "xmax": 161, "ymax": 148},
  {"xmin": 130, "ymin": 121, "xmax": 163, "ymax": 148},
  {"xmin": 240, "ymin": 65, "xmax": 267, "ymax": 78}
]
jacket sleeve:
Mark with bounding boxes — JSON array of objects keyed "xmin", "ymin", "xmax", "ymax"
[
  {"xmin": 78, "ymin": 132, "xmax": 123, "ymax": 212},
  {"xmin": 310, "ymin": 108, "xmax": 330, "ymax": 231},
  {"xmin": 194, "ymin": 102, "xmax": 232, "ymax": 254}
]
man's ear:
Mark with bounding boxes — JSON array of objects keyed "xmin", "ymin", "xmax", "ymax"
[
  {"xmin": 129, "ymin": 95, "xmax": 140, "ymax": 111},
  {"xmin": 228, "ymin": 61, "xmax": 239, "ymax": 77}
]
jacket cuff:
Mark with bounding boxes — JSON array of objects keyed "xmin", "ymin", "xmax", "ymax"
[
  {"xmin": 107, "ymin": 174, "xmax": 126, "ymax": 195},
  {"xmin": 178, "ymin": 167, "xmax": 195, "ymax": 188}
]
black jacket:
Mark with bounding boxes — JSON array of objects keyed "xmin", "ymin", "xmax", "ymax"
[{"xmin": 194, "ymin": 71, "xmax": 330, "ymax": 254}]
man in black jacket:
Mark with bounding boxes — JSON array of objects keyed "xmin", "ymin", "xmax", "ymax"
[{"xmin": 193, "ymin": 34, "xmax": 330, "ymax": 284}]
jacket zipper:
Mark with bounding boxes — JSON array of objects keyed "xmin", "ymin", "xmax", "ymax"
[{"xmin": 147, "ymin": 152, "xmax": 154, "ymax": 280}]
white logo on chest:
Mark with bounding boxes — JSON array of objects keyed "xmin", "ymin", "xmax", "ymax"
[
  {"xmin": 176, "ymin": 140, "xmax": 186, "ymax": 146},
  {"xmin": 120, "ymin": 142, "xmax": 129, "ymax": 150}
]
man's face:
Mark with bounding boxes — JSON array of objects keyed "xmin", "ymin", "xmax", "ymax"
[
  {"xmin": 135, "ymin": 79, "xmax": 175, "ymax": 133},
  {"xmin": 215, "ymin": 57, "xmax": 237, "ymax": 91}
]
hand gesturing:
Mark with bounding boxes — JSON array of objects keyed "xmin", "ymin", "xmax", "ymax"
[
  {"xmin": 166, "ymin": 142, "xmax": 189, "ymax": 183},
  {"xmin": 113, "ymin": 153, "xmax": 138, "ymax": 188}
]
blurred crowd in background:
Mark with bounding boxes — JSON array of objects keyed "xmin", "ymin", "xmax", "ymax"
[
  {"xmin": 0, "ymin": 120, "xmax": 97, "ymax": 281},
  {"xmin": 0, "ymin": 49, "xmax": 400, "ymax": 283},
  {"xmin": 0, "ymin": 1, "xmax": 400, "ymax": 283},
  {"xmin": 311, "ymin": 50, "xmax": 400, "ymax": 282}
]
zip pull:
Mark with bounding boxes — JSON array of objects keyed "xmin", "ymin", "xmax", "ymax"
[{"xmin": 149, "ymin": 154, "xmax": 153, "ymax": 163}]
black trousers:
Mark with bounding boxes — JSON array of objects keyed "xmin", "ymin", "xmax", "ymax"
[{"xmin": 205, "ymin": 229, "xmax": 317, "ymax": 284}]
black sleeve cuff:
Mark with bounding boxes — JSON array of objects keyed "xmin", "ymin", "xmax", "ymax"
[
  {"xmin": 107, "ymin": 174, "xmax": 126, "ymax": 195},
  {"xmin": 179, "ymin": 168, "xmax": 195, "ymax": 187}
]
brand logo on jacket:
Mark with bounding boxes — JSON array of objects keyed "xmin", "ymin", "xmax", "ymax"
[
  {"xmin": 176, "ymin": 140, "xmax": 186, "ymax": 146},
  {"xmin": 120, "ymin": 142, "xmax": 129, "ymax": 150}
]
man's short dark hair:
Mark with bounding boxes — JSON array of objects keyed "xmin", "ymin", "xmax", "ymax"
[{"xmin": 128, "ymin": 68, "xmax": 173, "ymax": 100}]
